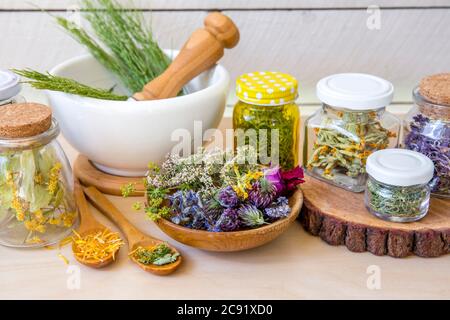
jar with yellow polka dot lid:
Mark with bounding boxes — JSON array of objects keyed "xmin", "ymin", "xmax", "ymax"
[{"xmin": 233, "ymin": 71, "xmax": 300, "ymax": 169}]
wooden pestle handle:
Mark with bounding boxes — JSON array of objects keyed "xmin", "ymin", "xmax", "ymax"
[{"xmin": 133, "ymin": 12, "xmax": 239, "ymax": 101}]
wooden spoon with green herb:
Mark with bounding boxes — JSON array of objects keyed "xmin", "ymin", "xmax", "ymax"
[{"xmin": 83, "ymin": 186, "xmax": 181, "ymax": 276}]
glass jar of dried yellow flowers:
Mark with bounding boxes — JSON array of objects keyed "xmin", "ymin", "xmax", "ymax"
[
  {"xmin": 304, "ymin": 73, "xmax": 400, "ymax": 192},
  {"xmin": 0, "ymin": 103, "xmax": 77, "ymax": 247}
]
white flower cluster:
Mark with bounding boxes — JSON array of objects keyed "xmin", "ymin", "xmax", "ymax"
[{"xmin": 146, "ymin": 146, "xmax": 260, "ymax": 198}]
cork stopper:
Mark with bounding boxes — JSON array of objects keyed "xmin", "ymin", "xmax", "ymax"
[
  {"xmin": 0, "ymin": 103, "xmax": 52, "ymax": 138},
  {"xmin": 419, "ymin": 73, "xmax": 450, "ymax": 106}
]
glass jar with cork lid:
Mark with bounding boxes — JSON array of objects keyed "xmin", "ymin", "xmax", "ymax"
[
  {"xmin": 233, "ymin": 71, "xmax": 299, "ymax": 169},
  {"xmin": 403, "ymin": 73, "xmax": 450, "ymax": 198},
  {"xmin": 0, "ymin": 103, "xmax": 77, "ymax": 247}
]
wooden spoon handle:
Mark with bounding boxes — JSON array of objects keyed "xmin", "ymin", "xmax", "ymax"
[
  {"xmin": 83, "ymin": 186, "xmax": 149, "ymax": 247},
  {"xmin": 74, "ymin": 178, "xmax": 100, "ymax": 233},
  {"xmin": 133, "ymin": 12, "xmax": 239, "ymax": 101}
]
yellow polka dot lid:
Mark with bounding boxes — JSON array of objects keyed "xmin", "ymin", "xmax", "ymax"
[{"xmin": 236, "ymin": 71, "xmax": 298, "ymax": 106}]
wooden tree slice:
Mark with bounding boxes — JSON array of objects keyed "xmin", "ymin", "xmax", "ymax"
[
  {"xmin": 73, "ymin": 155, "xmax": 145, "ymax": 197},
  {"xmin": 299, "ymin": 175, "xmax": 450, "ymax": 258}
]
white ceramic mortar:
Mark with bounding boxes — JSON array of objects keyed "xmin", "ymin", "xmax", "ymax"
[{"xmin": 46, "ymin": 50, "xmax": 229, "ymax": 177}]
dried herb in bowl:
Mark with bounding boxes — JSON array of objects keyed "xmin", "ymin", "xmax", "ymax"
[{"xmin": 130, "ymin": 146, "xmax": 305, "ymax": 232}]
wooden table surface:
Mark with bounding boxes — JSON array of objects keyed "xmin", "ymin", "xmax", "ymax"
[
  {"xmin": 0, "ymin": 89, "xmax": 449, "ymax": 299},
  {"xmin": 1, "ymin": 135, "xmax": 449, "ymax": 300}
]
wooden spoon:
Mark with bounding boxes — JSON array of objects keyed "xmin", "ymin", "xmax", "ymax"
[
  {"xmin": 133, "ymin": 12, "xmax": 239, "ymax": 101},
  {"xmin": 83, "ymin": 186, "xmax": 182, "ymax": 276},
  {"xmin": 72, "ymin": 179, "xmax": 120, "ymax": 268}
]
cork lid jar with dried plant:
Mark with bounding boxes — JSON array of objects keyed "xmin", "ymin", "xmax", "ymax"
[
  {"xmin": 0, "ymin": 103, "xmax": 77, "ymax": 247},
  {"xmin": 404, "ymin": 73, "xmax": 450, "ymax": 198}
]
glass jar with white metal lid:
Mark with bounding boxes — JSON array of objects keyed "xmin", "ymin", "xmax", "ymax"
[
  {"xmin": 365, "ymin": 148, "xmax": 434, "ymax": 222},
  {"xmin": 0, "ymin": 70, "xmax": 25, "ymax": 106},
  {"xmin": 304, "ymin": 73, "xmax": 400, "ymax": 192}
]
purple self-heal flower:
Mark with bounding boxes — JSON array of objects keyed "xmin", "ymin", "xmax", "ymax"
[{"xmin": 213, "ymin": 208, "xmax": 240, "ymax": 232}]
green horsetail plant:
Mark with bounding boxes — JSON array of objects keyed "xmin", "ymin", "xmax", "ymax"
[
  {"xmin": 13, "ymin": 69, "xmax": 128, "ymax": 101},
  {"xmin": 56, "ymin": 0, "xmax": 171, "ymax": 93}
]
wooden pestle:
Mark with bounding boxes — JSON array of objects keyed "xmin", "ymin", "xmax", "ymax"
[{"xmin": 133, "ymin": 12, "xmax": 239, "ymax": 101}]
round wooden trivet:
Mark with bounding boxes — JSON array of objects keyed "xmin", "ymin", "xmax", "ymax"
[
  {"xmin": 73, "ymin": 155, "xmax": 145, "ymax": 197},
  {"xmin": 0, "ymin": 103, "xmax": 52, "ymax": 138},
  {"xmin": 299, "ymin": 175, "xmax": 450, "ymax": 258}
]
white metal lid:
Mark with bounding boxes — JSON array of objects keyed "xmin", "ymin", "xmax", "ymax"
[
  {"xmin": 316, "ymin": 73, "xmax": 394, "ymax": 110},
  {"xmin": 0, "ymin": 70, "xmax": 21, "ymax": 101},
  {"xmin": 366, "ymin": 149, "xmax": 434, "ymax": 186}
]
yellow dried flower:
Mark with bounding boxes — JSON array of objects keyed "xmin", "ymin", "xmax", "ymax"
[
  {"xmin": 47, "ymin": 162, "xmax": 62, "ymax": 196},
  {"xmin": 33, "ymin": 209, "xmax": 45, "ymax": 223},
  {"xmin": 61, "ymin": 212, "xmax": 76, "ymax": 228},
  {"xmin": 11, "ymin": 195, "xmax": 25, "ymax": 221},
  {"xmin": 34, "ymin": 173, "xmax": 44, "ymax": 185},
  {"xmin": 48, "ymin": 217, "xmax": 60, "ymax": 225},
  {"xmin": 26, "ymin": 236, "xmax": 43, "ymax": 244}
]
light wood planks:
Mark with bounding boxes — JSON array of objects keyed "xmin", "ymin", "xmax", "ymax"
[
  {"xmin": 0, "ymin": 9, "xmax": 449, "ymax": 103},
  {"xmin": 1, "ymin": 0, "xmax": 450, "ymax": 10}
]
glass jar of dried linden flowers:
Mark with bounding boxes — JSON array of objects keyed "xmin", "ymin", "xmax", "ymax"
[
  {"xmin": 0, "ymin": 103, "xmax": 77, "ymax": 247},
  {"xmin": 304, "ymin": 73, "xmax": 400, "ymax": 192},
  {"xmin": 404, "ymin": 73, "xmax": 450, "ymax": 198},
  {"xmin": 365, "ymin": 149, "xmax": 434, "ymax": 222},
  {"xmin": 233, "ymin": 71, "xmax": 299, "ymax": 170},
  {"xmin": 0, "ymin": 70, "xmax": 25, "ymax": 106}
]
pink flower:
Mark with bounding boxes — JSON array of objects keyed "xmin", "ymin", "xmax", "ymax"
[
  {"xmin": 264, "ymin": 165, "xmax": 305, "ymax": 195},
  {"xmin": 263, "ymin": 166, "xmax": 284, "ymax": 194},
  {"xmin": 281, "ymin": 166, "xmax": 305, "ymax": 193}
]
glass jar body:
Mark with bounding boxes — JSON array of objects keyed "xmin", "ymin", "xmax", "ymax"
[
  {"xmin": 0, "ymin": 95, "xmax": 25, "ymax": 106},
  {"xmin": 233, "ymin": 100, "xmax": 299, "ymax": 169},
  {"xmin": 403, "ymin": 87, "xmax": 450, "ymax": 198},
  {"xmin": 304, "ymin": 104, "xmax": 400, "ymax": 192},
  {"xmin": 364, "ymin": 175, "xmax": 430, "ymax": 222},
  {"xmin": 0, "ymin": 121, "xmax": 78, "ymax": 247}
]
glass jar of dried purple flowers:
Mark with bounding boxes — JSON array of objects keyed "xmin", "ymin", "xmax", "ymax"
[
  {"xmin": 138, "ymin": 146, "xmax": 304, "ymax": 232},
  {"xmin": 304, "ymin": 73, "xmax": 400, "ymax": 192},
  {"xmin": 404, "ymin": 73, "xmax": 450, "ymax": 198}
]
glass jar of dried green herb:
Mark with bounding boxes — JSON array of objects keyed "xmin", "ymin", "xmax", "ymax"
[
  {"xmin": 365, "ymin": 149, "xmax": 434, "ymax": 222},
  {"xmin": 0, "ymin": 103, "xmax": 77, "ymax": 247},
  {"xmin": 304, "ymin": 73, "xmax": 400, "ymax": 192},
  {"xmin": 0, "ymin": 70, "xmax": 25, "ymax": 106},
  {"xmin": 233, "ymin": 72, "xmax": 299, "ymax": 169}
]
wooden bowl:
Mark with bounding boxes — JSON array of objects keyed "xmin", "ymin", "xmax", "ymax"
[{"xmin": 154, "ymin": 188, "xmax": 303, "ymax": 252}]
